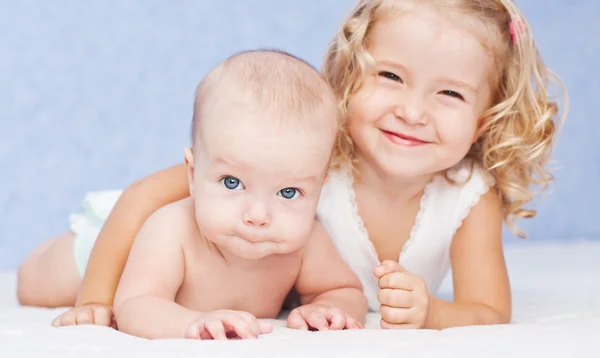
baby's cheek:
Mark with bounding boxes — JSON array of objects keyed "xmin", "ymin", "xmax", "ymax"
[
  {"xmin": 194, "ymin": 199, "xmax": 232, "ymax": 234},
  {"xmin": 283, "ymin": 213, "xmax": 316, "ymax": 249}
]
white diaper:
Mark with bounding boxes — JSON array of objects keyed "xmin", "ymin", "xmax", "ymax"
[{"xmin": 69, "ymin": 190, "xmax": 123, "ymax": 276}]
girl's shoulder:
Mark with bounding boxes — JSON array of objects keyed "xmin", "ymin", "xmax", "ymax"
[
  {"xmin": 426, "ymin": 159, "xmax": 496, "ymax": 235},
  {"xmin": 445, "ymin": 159, "xmax": 495, "ymax": 188}
]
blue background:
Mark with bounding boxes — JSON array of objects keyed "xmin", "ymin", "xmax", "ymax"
[{"xmin": 1, "ymin": 1, "xmax": 598, "ymax": 270}]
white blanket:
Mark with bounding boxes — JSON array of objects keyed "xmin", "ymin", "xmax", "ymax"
[{"xmin": 1, "ymin": 241, "xmax": 599, "ymax": 357}]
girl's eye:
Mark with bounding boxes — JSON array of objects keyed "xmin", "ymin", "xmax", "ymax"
[
  {"xmin": 440, "ymin": 90, "xmax": 464, "ymax": 101},
  {"xmin": 221, "ymin": 176, "xmax": 244, "ymax": 190},
  {"xmin": 378, "ymin": 71, "xmax": 403, "ymax": 83},
  {"xmin": 278, "ymin": 187, "xmax": 300, "ymax": 200}
]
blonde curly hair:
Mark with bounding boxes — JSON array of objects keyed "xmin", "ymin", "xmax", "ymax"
[{"xmin": 323, "ymin": 0, "xmax": 567, "ymax": 237}]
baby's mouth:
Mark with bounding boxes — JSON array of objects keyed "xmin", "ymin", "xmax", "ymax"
[{"xmin": 232, "ymin": 233, "xmax": 268, "ymax": 244}]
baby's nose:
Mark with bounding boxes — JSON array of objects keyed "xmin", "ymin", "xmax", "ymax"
[{"xmin": 242, "ymin": 200, "xmax": 271, "ymax": 228}]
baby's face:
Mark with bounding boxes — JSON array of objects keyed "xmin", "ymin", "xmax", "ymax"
[{"xmin": 189, "ymin": 104, "xmax": 335, "ymax": 260}]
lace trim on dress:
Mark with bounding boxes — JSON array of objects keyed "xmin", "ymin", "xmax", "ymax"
[
  {"xmin": 343, "ymin": 168, "xmax": 380, "ymax": 261},
  {"xmin": 399, "ymin": 177, "xmax": 436, "ymax": 261},
  {"xmin": 343, "ymin": 167, "xmax": 436, "ymax": 263},
  {"xmin": 447, "ymin": 160, "xmax": 494, "ymax": 238}
]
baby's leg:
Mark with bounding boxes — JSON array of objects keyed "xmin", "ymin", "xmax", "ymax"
[{"xmin": 17, "ymin": 232, "xmax": 81, "ymax": 307}]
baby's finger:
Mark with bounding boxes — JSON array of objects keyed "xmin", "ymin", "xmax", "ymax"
[
  {"xmin": 184, "ymin": 322, "xmax": 202, "ymax": 339},
  {"xmin": 328, "ymin": 310, "xmax": 346, "ymax": 330},
  {"xmin": 91, "ymin": 307, "xmax": 113, "ymax": 327},
  {"xmin": 344, "ymin": 315, "xmax": 360, "ymax": 330},
  {"xmin": 378, "ymin": 272, "xmax": 416, "ymax": 290},
  {"xmin": 374, "ymin": 260, "xmax": 405, "ymax": 278},
  {"xmin": 222, "ymin": 315, "xmax": 256, "ymax": 339},
  {"xmin": 377, "ymin": 288, "xmax": 413, "ymax": 308},
  {"xmin": 204, "ymin": 320, "xmax": 227, "ymax": 340},
  {"xmin": 286, "ymin": 309, "xmax": 309, "ymax": 330},
  {"xmin": 307, "ymin": 311, "xmax": 330, "ymax": 331},
  {"xmin": 258, "ymin": 320, "xmax": 273, "ymax": 335},
  {"xmin": 236, "ymin": 311, "xmax": 261, "ymax": 337},
  {"xmin": 380, "ymin": 318, "xmax": 417, "ymax": 330},
  {"xmin": 380, "ymin": 305, "xmax": 411, "ymax": 325}
]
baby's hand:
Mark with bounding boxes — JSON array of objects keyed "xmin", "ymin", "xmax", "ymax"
[
  {"xmin": 185, "ymin": 310, "xmax": 273, "ymax": 340},
  {"xmin": 374, "ymin": 260, "xmax": 430, "ymax": 329},
  {"xmin": 287, "ymin": 303, "xmax": 363, "ymax": 331},
  {"xmin": 51, "ymin": 304, "xmax": 116, "ymax": 329}
]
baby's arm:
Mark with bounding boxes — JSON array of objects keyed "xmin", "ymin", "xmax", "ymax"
[
  {"xmin": 289, "ymin": 221, "xmax": 368, "ymax": 329},
  {"xmin": 112, "ymin": 203, "xmax": 196, "ymax": 339},
  {"xmin": 427, "ymin": 189, "xmax": 511, "ymax": 329},
  {"xmin": 75, "ymin": 163, "xmax": 189, "ymax": 308},
  {"xmin": 113, "ymin": 202, "xmax": 271, "ymax": 340}
]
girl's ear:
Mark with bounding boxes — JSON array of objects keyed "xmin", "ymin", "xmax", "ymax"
[{"xmin": 184, "ymin": 147, "xmax": 196, "ymax": 197}]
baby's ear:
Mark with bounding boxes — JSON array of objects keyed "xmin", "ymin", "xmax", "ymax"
[{"xmin": 184, "ymin": 147, "xmax": 196, "ymax": 196}]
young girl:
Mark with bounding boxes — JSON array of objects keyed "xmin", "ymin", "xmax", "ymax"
[{"xmin": 18, "ymin": 0, "xmax": 566, "ymax": 330}]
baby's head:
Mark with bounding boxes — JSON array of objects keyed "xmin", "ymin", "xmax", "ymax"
[
  {"xmin": 324, "ymin": 0, "xmax": 566, "ymax": 234},
  {"xmin": 185, "ymin": 49, "xmax": 338, "ymax": 259}
]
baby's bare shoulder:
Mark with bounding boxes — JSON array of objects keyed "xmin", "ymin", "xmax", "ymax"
[
  {"xmin": 299, "ymin": 219, "xmax": 332, "ymax": 259},
  {"xmin": 151, "ymin": 196, "xmax": 195, "ymax": 222},
  {"xmin": 142, "ymin": 197, "xmax": 199, "ymax": 243}
]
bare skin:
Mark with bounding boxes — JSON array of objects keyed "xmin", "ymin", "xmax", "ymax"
[
  {"xmin": 17, "ymin": 233, "xmax": 81, "ymax": 308},
  {"xmin": 113, "ymin": 198, "xmax": 365, "ymax": 339},
  {"xmin": 20, "ymin": 50, "xmax": 368, "ymax": 337},
  {"xmin": 19, "ymin": 5, "xmax": 518, "ymax": 332},
  {"xmin": 17, "ymin": 163, "xmax": 189, "ymax": 328}
]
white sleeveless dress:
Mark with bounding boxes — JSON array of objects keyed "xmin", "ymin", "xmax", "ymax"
[{"xmin": 316, "ymin": 159, "xmax": 495, "ymax": 311}]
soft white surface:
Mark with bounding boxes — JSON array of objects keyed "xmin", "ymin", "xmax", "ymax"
[{"xmin": 1, "ymin": 241, "xmax": 599, "ymax": 357}]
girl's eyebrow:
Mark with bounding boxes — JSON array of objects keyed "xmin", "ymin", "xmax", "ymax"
[
  {"xmin": 377, "ymin": 59, "xmax": 409, "ymax": 73},
  {"xmin": 438, "ymin": 77, "xmax": 478, "ymax": 93}
]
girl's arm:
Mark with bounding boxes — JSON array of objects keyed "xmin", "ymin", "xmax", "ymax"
[
  {"xmin": 425, "ymin": 188, "xmax": 511, "ymax": 329},
  {"xmin": 75, "ymin": 163, "xmax": 189, "ymax": 307}
]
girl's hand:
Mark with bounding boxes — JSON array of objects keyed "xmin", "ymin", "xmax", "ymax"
[
  {"xmin": 374, "ymin": 260, "xmax": 430, "ymax": 329},
  {"xmin": 51, "ymin": 304, "xmax": 117, "ymax": 329}
]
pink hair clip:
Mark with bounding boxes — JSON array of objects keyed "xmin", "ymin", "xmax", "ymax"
[{"xmin": 509, "ymin": 16, "xmax": 526, "ymax": 45}]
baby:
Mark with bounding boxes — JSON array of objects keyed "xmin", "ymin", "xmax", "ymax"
[{"xmin": 112, "ymin": 49, "xmax": 367, "ymax": 340}]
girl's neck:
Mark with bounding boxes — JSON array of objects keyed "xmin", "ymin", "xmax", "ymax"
[{"xmin": 352, "ymin": 156, "xmax": 434, "ymax": 205}]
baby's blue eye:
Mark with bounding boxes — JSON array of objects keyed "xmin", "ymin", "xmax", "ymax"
[
  {"xmin": 278, "ymin": 188, "xmax": 299, "ymax": 200},
  {"xmin": 221, "ymin": 176, "xmax": 244, "ymax": 190}
]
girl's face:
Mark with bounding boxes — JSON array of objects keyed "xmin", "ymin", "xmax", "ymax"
[{"xmin": 347, "ymin": 6, "xmax": 495, "ymax": 180}]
